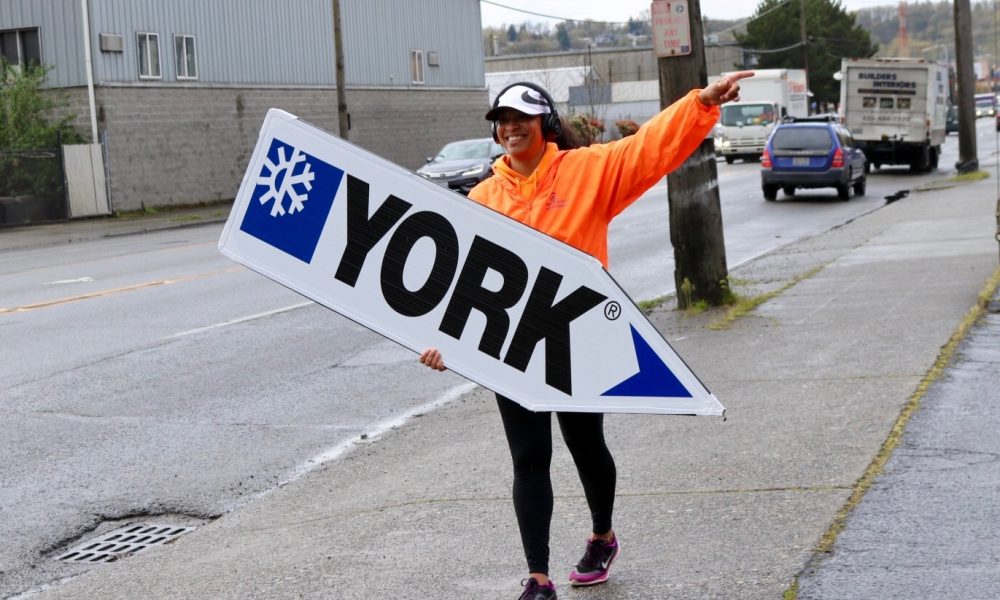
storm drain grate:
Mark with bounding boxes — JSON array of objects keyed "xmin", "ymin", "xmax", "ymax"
[{"xmin": 56, "ymin": 523, "xmax": 196, "ymax": 564}]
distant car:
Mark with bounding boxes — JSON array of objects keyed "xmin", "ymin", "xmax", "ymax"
[
  {"xmin": 415, "ymin": 138, "xmax": 504, "ymax": 195},
  {"xmin": 760, "ymin": 118, "xmax": 867, "ymax": 201},
  {"xmin": 974, "ymin": 93, "xmax": 996, "ymax": 118},
  {"xmin": 947, "ymin": 104, "xmax": 959, "ymax": 134}
]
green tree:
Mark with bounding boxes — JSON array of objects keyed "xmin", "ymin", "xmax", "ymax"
[
  {"xmin": 0, "ymin": 62, "xmax": 81, "ymax": 149},
  {"xmin": 0, "ymin": 62, "xmax": 83, "ymax": 199},
  {"xmin": 735, "ymin": 0, "xmax": 878, "ymax": 104},
  {"xmin": 506, "ymin": 24, "xmax": 518, "ymax": 42}
]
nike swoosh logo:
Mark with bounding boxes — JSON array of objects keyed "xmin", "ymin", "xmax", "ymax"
[{"xmin": 521, "ymin": 90, "xmax": 548, "ymax": 107}]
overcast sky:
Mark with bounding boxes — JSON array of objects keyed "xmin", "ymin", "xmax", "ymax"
[{"xmin": 480, "ymin": 0, "xmax": 899, "ymax": 28}]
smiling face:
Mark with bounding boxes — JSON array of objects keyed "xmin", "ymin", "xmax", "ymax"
[{"xmin": 494, "ymin": 108, "xmax": 546, "ymax": 164}]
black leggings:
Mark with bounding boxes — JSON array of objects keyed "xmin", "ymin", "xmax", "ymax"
[{"xmin": 496, "ymin": 394, "xmax": 617, "ymax": 575}]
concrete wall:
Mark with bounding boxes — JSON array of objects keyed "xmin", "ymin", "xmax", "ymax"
[
  {"xmin": 56, "ymin": 85, "xmax": 488, "ymax": 211},
  {"xmin": 485, "ymin": 45, "xmax": 745, "ymax": 84}
]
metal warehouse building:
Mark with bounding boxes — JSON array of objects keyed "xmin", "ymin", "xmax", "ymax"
[{"xmin": 0, "ymin": 0, "xmax": 489, "ymax": 211}]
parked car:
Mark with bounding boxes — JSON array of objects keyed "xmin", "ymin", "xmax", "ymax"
[
  {"xmin": 947, "ymin": 104, "xmax": 960, "ymax": 134},
  {"xmin": 415, "ymin": 138, "xmax": 504, "ymax": 194},
  {"xmin": 760, "ymin": 117, "xmax": 867, "ymax": 201}
]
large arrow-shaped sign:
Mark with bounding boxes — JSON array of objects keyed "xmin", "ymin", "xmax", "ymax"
[{"xmin": 219, "ymin": 109, "xmax": 724, "ymax": 416}]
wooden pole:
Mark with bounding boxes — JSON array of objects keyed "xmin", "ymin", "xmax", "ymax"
[{"xmin": 657, "ymin": 0, "xmax": 729, "ymax": 308}]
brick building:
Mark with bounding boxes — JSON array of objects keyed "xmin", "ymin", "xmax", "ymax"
[{"xmin": 0, "ymin": 0, "xmax": 489, "ymax": 211}]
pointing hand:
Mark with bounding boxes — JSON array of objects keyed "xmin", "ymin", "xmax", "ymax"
[{"xmin": 699, "ymin": 70, "xmax": 755, "ymax": 106}]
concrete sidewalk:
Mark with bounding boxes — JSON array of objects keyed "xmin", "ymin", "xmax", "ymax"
[
  {"xmin": 0, "ymin": 203, "xmax": 231, "ymax": 252},
  {"xmin": 13, "ymin": 177, "xmax": 1000, "ymax": 599}
]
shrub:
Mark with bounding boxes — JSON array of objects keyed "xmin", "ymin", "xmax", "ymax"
[
  {"xmin": 568, "ymin": 113, "xmax": 605, "ymax": 145},
  {"xmin": 1, "ymin": 62, "xmax": 83, "ymax": 199},
  {"xmin": 0, "ymin": 61, "xmax": 82, "ymax": 149},
  {"xmin": 615, "ymin": 119, "xmax": 639, "ymax": 138}
]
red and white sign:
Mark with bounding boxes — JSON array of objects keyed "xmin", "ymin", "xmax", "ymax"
[
  {"xmin": 219, "ymin": 109, "xmax": 723, "ymax": 416},
  {"xmin": 652, "ymin": 0, "xmax": 692, "ymax": 57}
]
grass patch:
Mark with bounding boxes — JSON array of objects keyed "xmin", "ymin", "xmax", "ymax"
[
  {"xmin": 914, "ymin": 170, "xmax": 988, "ymax": 193},
  {"xmin": 637, "ymin": 296, "xmax": 669, "ymax": 314},
  {"xmin": 684, "ymin": 299, "xmax": 710, "ymax": 316},
  {"xmin": 169, "ymin": 214, "xmax": 204, "ymax": 223},
  {"xmin": 639, "ymin": 272, "xmax": 816, "ymax": 321},
  {"xmin": 782, "ymin": 581, "xmax": 799, "ymax": 600},
  {"xmin": 708, "ymin": 266, "xmax": 824, "ymax": 330},
  {"xmin": 781, "ymin": 265, "xmax": 1000, "ymax": 599},
  {"xmin": 115, "ymin": 206, "xmax": 158, "ymax": 219},
  {"xmin": 948, "ymin": 170, "xmax": 989, "ymax": 183}
]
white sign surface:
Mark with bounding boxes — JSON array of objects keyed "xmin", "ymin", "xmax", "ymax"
[
  {"xmin": 652, "ymin": 0, "xmax": 691, "ymax": 57},
  {"xmin": 219, "ymin": 109, "xmax": 723, "ymax": 416}
]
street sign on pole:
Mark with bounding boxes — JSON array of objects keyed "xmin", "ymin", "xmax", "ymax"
[
  {"xmin": 219, "ymin": 109, "xmax": 724, "ymax": 416},
  {"xmin": 652, "ymin": 0, "xmax": 692, "ymax": 57}
]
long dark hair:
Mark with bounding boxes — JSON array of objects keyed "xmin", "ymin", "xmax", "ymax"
[{"xmin": 554, "ymin": 116, "xmax": 584, "ymax": 150}]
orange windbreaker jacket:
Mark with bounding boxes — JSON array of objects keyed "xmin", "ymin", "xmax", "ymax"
[{"xmin": 468, "ymin": 89, "xmax": 720, "ymax": 268}]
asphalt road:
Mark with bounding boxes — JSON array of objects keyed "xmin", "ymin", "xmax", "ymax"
[{"xmin": 0, "ymin": 122, "xmax": 993, "ymax": 598}]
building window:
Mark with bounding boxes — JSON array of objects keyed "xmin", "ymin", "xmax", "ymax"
[
  {"xmin": 137, "ymin": 32, "xmax": 161, "ymax": 79},
  {"xmin": 174, "ymin": 34, "xmax": 197, "ymax": 79},
  {"xmin": 0, "ymin": 27, "xmax": 41, "ymax": 72},
  {"xmin": 409, "ymin": 49, "xmax": 424, "ymax": 85}
]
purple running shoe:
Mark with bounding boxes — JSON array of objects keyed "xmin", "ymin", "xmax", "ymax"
[
  {"xmin": 568, "ymin": 535, "xmax": 620, "ymax": 586},
  {"xmin": 518, "ymin": 577, "xmax": 557, "ymax": 600}
]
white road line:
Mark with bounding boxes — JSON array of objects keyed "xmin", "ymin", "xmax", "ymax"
[
  {"xmin": 286, "ymin": 381, "xmax": 480, "ymax": 483},
  {"xmin": 164, "ymin": 301, "xmax": 313, "ymax": 339},
  {"xmin": 45, "ymin": 277, "xmax": 95, "ymax": 285}
]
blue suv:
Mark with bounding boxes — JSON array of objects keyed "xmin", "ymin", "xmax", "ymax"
[{"xmin": 760, "ymin": 117, "xmax": 867, "ymax": 201}]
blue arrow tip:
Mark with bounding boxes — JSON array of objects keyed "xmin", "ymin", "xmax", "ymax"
[{"xmin": 601, "ymin": 325, "xmax": 692, "ymax": 398}]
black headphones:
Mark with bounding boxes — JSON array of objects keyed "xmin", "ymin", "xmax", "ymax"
[{"xmin": 490, "ymin": 81, "xmax": 562, "ymax": 143}]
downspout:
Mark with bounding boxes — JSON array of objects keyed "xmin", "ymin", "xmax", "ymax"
[{"xmin": 80, "ymin": 0, "xmax": 98, "ymax": 142}]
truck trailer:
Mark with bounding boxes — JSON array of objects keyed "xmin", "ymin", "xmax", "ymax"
[
  {"xmin": 839, "ymin": 58, "xmax": 948, "ymax": 173},
  {"xmin": 712, "ymin": 68, "xmax": 809, "ymax": 164}
]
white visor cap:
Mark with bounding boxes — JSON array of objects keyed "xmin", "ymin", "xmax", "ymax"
[{"xmin": 485, "ymin": 85, "xmax": 552, "ymax": 121}]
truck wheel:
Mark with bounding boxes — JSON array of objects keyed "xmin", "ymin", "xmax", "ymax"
[
  {"xmin": 929, "ymin": 147, "xmax": 939, "ymax": 170},
  {"xmin": 763, "ymin": 184, "xmax": 778, "ymax": 201},
  {"xmin": 725, "ymin": 156, "xmax": 735, "ymax": 164},
  {"xmin": 910, "ymin": 147, "xmax": 930, "ymax": 173}
]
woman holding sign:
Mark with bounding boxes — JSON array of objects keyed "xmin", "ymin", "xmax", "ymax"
[{"xmin": 420, "ymin": 71, "xmax": 752, "ymax": 600}]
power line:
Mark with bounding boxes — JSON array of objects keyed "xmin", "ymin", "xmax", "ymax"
[{"xmin": 742, "ymin": 40, "xmax": 807, "ymax": 55}]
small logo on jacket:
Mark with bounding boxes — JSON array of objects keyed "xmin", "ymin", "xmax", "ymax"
[
  {"xmin": 240, "ymin": 138, "xmax": 344, "ymax": 263},
  {"xmin": 545, "ymin": 193, "xmax": 567, "ymax": 210}
]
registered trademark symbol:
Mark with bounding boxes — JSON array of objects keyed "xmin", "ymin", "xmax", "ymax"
[{"xmin": 604, "ymin": 301, "xmax": 621, "ymax": 320}]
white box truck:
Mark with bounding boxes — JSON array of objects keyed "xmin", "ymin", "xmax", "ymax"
[
  {"xmin": 839, "ymin": 58, "xmax": 948, "ymax": 172},
  {"xmin": 713, "ymin": 68, "xmax": 809, "ymax": 164}
]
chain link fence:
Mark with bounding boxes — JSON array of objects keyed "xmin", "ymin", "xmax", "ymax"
[{"xmin": 0, "ymin": 147, "xmax": 68, "ymax": 227}]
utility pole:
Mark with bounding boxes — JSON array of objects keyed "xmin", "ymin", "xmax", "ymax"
[
  {"xmin": 656, "ymin": 0, "xmax": 728, "ymax": 308},
  {"xmin": 332, "ymin": 0, "xmax": 349, "ymax": 140},
  {"xmin": 953, "ymin": 0, "xmax": 978, "ymax": 172},
  {"xmin": 799, "ymin": 0, "xmax": 809, "ymax": 78}
]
